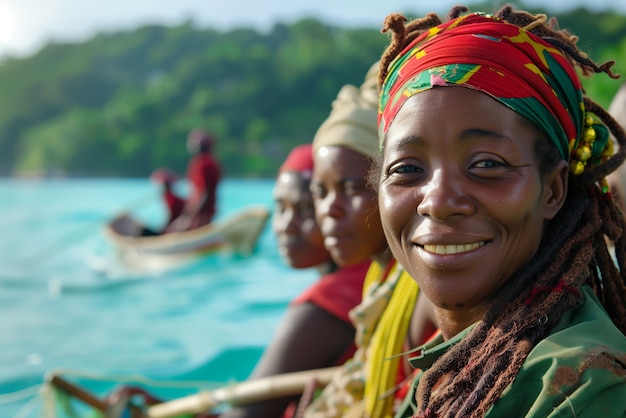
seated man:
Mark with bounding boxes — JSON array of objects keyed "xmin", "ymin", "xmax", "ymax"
[{"xmin": 166, "ymin": 129, "xmax": 221, "ymax": 233}]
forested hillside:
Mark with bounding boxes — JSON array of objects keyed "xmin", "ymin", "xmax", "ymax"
[{"xmin": 1, "ymin": 2, "xmax": 625, "ymax": 178}]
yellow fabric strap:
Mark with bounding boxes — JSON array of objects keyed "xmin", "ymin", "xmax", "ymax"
[
  {"xmin": 303, "ymin": 260, "xmax": 418, "ymax": 418},
  {"xmin": 364, "ymin": 268, "xmax": 419, "ymax": 418},
  {"xmin": 362, "ymin": 260, "xmax": 383, "ymax": 299}
]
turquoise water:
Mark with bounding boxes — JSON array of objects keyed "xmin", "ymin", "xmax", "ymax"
[{"xmin": 0, "ymin": 178, "xmax": 319, "ymax": 417}]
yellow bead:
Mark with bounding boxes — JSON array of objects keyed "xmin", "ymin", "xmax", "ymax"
[
  {"xmin": 575, "ymin": 145, "xmax": 592, "ymax": 161},
  {"xmin": 585, "ymin": 115, "xmax": 594, "ymax": 126},
  {"xmin": 570, "ymin": 160, "xmax": 585, "ymax": 175},
  {"xmin": 583, "ymin": 127, "xmax": 596, "ymax": 143}
]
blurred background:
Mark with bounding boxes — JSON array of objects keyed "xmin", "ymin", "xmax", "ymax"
[{"xmin": 0, "ymin": 0, "xmax": 625, "ymax": 180}]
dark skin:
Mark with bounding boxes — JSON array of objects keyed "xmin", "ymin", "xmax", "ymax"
[
  {"xmin": 311, "ymin": 145, "xmax": 437, "ymax": 385},
  {"xmin": 378, "ymin": 87, "xmax": 567, "ymax": 339},
  {"xmin": 273, "ymin": 171, "xmax": 333, "ymax": 270},
  {"xmin": 220, "ymin": 170, "xmax": 356, "ymax": 418},
  {"xmin": 310, "ymin": 146, "xmax": 389, "ymax": 267}
]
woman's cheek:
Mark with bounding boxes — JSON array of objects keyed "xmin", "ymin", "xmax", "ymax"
[{"xmin": 378, "ymin": 187, "xmax": 405, "ymax": 241}]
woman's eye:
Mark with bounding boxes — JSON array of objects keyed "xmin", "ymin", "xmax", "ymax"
[
  {"xmin": 472, "ymin": 159, "xmax": 506, "ymax": 169},
  {"xmin": 343, "ymin": 181, "xmax": 368, "ymax": 197},
  {"xmin": 343, "ymin": 183, "xmax": 357, "ymax": 196},
  {"xmin": 389, "ymin": 164, "xmax": 423, "ymax": 175}
]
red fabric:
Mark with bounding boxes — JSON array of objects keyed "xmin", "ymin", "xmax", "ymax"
[
  {"xmin": 283, "ymin": 403, "xmax": 297, "ymax": 418},
  {"xmin": 186, "ymin": 152, "xmax": 221, "ymax": 226},
  {"xmin": 290, "ymin": 260, "xmax": 370, "ymax": 324},
  {"xmin": 279, "ymin": 144, "xmax": 314, "ymax": 174},
  {"xmin": 395, "ymin": 369, "xmax": 417, "ymax": 404},
  {"xmin": 163, "ymin": 189, "xmax": 185, "ymax": 225}
]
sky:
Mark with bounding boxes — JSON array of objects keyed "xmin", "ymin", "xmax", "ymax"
[{"xmin": 1, "ymin": 0, "xmax": 626, "ymax": 59}]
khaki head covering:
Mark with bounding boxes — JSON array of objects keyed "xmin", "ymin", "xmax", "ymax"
[{"xmin": 312, "ymin": 61, "xmax": 380, "ymax": 159}]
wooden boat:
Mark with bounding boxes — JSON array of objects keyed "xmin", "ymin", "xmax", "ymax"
[{"xmin": 103, "ymin": 205, "xmax": 270, "ymax": 270}]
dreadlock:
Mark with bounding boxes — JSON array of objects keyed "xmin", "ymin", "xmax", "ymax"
[{"xmin": 378, "ymin": 5, "xmax": 626, "ymax": 418}]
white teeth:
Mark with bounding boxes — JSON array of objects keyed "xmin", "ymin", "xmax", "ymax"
[{"xmin": 423, "ymin": 242, "xmax": 484, "ymax": 255}]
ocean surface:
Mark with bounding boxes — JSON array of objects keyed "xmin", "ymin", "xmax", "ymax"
[{"xmin": 0, "ymin": 178, "xmax": 319, "ymax": 417}]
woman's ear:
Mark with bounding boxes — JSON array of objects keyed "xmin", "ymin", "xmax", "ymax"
[{"xmin": 543, "ymin": 160, "xmax": 569, "ymax": 220}]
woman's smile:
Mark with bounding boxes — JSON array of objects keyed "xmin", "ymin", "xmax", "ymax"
[
  {"xmin": 413, "ymin": 238, "xmax": 490, "ymax": 271},
  {"xmin": 422, "ymin": 241, "xmax": 485, "ymax": 255}
]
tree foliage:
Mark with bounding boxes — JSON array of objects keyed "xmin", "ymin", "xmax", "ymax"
[{"xmin": 1, "ymin": 4, "xmax": 624, "ymax": 178}]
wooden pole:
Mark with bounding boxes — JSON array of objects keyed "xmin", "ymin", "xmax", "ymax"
[
  {"xmin": 48, "ymin": 374, "xmax": 108, "ymax": 412},
  {"xmin": 146, "ymin": 366, "xmax": 340, "ymax": 418}
]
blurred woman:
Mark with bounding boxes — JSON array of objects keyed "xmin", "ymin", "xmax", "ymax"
[
  {"xmin": 220, "ymin": 144, "xmax": 370, "ymax": 418},
  {"xmin": 303, "ymin": 63, "xmax": 436, "ymax": 418}
]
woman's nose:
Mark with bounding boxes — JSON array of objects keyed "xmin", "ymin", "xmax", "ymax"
[
  {"xmin": 274, "ymin": 208, "xmax": 298, "ymax": 234},
  {"xmin": 417, "ymin": 170, "xmax": 474, "ymax": 220},
  {"xmin": 316, "ymin": 191, "xmax": 344, "ymax": 220}
]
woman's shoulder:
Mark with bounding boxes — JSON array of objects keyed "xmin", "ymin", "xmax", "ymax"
[
  {"xmin": 488, "ymin": 285, "xmax": 626, "ymax": 417},
  {"xmin": 542, "ymin": 285, "xmax": 626, "ymax": 353}
]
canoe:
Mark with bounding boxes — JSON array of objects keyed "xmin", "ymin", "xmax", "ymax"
[{"xmin": 103, "ymin": 205, "xmax": 270, "ymax": 270}]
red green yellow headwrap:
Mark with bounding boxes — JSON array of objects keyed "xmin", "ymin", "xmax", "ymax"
[{"xmin": 379, "ymin": 12, "xmax": 610, "ymax": 172}]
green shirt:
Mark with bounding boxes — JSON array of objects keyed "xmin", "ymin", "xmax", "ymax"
[{"xmin": 395, "ymin": 286, "xmax": 626, "ymax": 417}]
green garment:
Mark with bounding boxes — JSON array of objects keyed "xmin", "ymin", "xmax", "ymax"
[{"xmin": 395, "ymin": 286, "xmax": 626, "ymax": 418}]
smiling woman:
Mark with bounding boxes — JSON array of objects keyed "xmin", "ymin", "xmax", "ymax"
[
  {"xmin": 375, "ymin": 5, "xmax": 626, "ymax": 418},
  {"xmin": 381, "ymin": 87, "xmax": 560, "ymax": 316}
]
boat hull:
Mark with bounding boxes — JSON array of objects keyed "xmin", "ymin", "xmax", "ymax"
[{"xmin": 103, "ymin": 205, "xmax": 270, "ymax": 270}]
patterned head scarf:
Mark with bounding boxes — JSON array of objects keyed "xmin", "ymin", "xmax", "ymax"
[
  {"xmin": 378, "ymin": 12, "xmax": 608, "ymax": 166},
  {"xmin": 313, "ymin": 62, "xmax": 380, "ymax": 159}
]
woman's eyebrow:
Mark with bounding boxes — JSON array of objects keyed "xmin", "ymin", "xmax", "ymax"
[{"xmin": 460, "ymin": 128, "xmax": 513, "ymax": 143}]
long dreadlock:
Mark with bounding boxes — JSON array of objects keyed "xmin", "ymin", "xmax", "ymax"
[{"xmin": 377, "ymin": 5, "xmax": 626, "ymax": 418}]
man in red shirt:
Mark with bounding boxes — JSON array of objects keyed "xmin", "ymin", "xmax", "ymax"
[{"xmin": 165, "ymin": 129, "xmax": 221, "ymax": 233}]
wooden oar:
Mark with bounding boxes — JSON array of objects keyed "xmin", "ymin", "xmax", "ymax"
[{"xmin": 146, "ymin": 366, "xmax": 340, "ymax": 418}]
